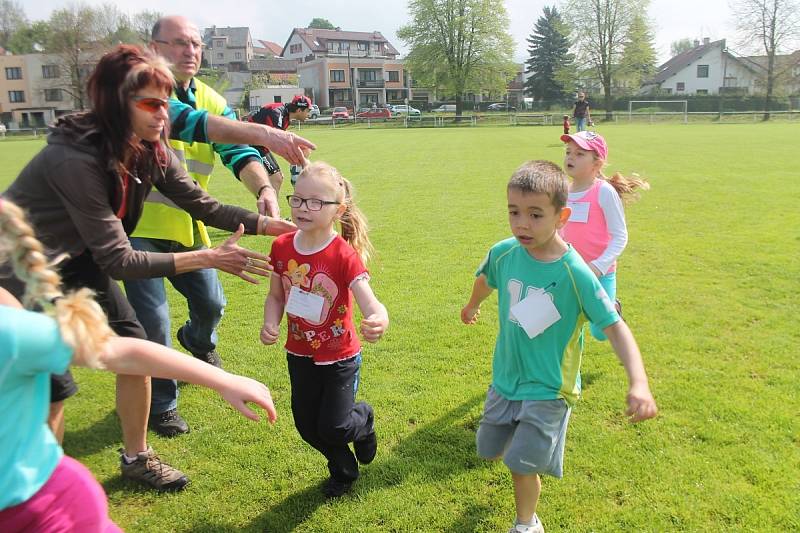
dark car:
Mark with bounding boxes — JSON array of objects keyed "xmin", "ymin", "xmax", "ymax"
[
  {"xmin": 487, "ymin": 103, "xmax": 516, "ymax": 111},
  {"xmin": 356, "ymin": 108, "xmax": 392, "ymax": 119}
]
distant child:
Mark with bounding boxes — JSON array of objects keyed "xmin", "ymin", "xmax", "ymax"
[
  {"xmin": 562, "ymin": 115, "xmax": 570, "ymax": 135},
  {"xmin": 461, "ymin": 160, "xmax": 657, "ymax": 533},
  {"xmin": 260, "ymin": 162, "xmax": 389, "ymax": 498},
  {"xmin": 561, "ymin": 131, "xmax": 649, "ymax": 341}
]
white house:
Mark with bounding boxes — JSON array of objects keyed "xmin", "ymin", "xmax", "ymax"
[{"xmin": 640, "ymin": 38, "xmax": 763, "ymax": 96}]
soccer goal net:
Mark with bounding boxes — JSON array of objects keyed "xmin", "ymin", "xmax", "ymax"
[{"xmin": 628, "ymin": 100, "xmax": 688, "ymax": 123}]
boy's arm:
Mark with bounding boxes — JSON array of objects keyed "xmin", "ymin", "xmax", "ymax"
[
  {"xmin": 260, "ymin": 273, "xmax": 286, "ymax": 345},
  {"xmin": 351, "ymin": 277, "xmax": 389, "ymax": 343},
  {"xmin": 604, "ymin": 320, "xmax": 658, "ymax": 423},
  {"xmin": 461, "ymin": 274, "xmax": 494, "ymax": 324}
]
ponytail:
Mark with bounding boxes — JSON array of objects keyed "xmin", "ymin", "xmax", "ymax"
[
  {"xmin": 339, "ymin": 177, "xmax": 374, "ymax": 265},
  {"xmin": 602, "ymin": 171, "xmax": 650, "ymax": 204},
  {"xmin": 0, "ymin": 198, "xmax": 113, "ymax": 368}
]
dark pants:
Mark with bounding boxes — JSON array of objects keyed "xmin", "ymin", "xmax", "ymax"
[
  {"xmin": 1, "ymin": 250, "xmax": 148, "ymax": 401},
  {"xmin": 287, "ymin": 353, "xmax": 373, "ymax": 483}
]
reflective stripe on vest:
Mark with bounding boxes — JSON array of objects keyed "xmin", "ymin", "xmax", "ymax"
[{"xmin": 131, "ymin": 78, "xmax": 226, "ymax": 248}]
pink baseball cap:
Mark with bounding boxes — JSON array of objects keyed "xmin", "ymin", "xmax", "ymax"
[{"xmin": 560, "ymin": 131, "xmax": 608, "ymax": 160}]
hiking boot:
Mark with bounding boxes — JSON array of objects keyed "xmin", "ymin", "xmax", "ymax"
[
  {"xmin": 177, "ymin": 325, "xmax": 222, "ymax": 368},
  {"xmin": 148, "ymin": 408, "xmax": 189, "ymax": 437},
  {"xmin": 354, "ymin": 411, "xmax": 377, "ymax": 465},
  {"xmin": 119, "ymin": 447, "xmax": 189, "ymax": 491},
  {"xmin": 322, "ymin": 476, "xmax": 353, "ymax": 498}
]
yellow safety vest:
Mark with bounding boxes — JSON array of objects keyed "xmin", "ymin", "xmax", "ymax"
[{"xmin": 131, "ymin": 78, "xmax": 226, "ymax": 248}]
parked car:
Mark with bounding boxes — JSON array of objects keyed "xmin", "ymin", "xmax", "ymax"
[
  {"xmin": 433, "ymin": 104, "xmax": 456, "ymax": 112},
  {"xmin": 487, "ymin": 103, "xmax": 516, "ymax": 111},
  {"xmin": 308, "ymin": 104, "xmax": 320, "ymax": 119},
  {"xmin": 356, "ymin": 108, "xmax": 392, "ymax": 119},
  {"xmin": 391, "ymin": 105, "xmax": 421, "ymax": 117},
  {"xmin": 331, "ymin": 107, "xmax": 350, "ymax": 119}
]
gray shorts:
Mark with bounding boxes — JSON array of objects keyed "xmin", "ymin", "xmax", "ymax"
[{"xmin": 476, "ymin": 386, "xmax": 571, "ymax": 477}]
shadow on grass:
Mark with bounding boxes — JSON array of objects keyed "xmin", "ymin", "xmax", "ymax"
[
  {"xmin": 63, "ymin": 409, "xmax": 121, "ymax": 459},
  {"xmin": 243, "ymin": 393, "xmax": 488, "ymax": 532}
]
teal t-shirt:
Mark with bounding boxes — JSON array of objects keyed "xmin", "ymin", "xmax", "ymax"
[
  {"xmin": 0, "ymin": 306, "xmax": 72, "ymax": 510},
  {"xmin": 477, "ymin": 238, "xmax": 619, "ymax": 405}
]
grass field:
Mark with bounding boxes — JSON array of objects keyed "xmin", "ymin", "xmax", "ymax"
[{"xmin": 1, "ymin": 122, "xmax": 798, "ymax": 532}]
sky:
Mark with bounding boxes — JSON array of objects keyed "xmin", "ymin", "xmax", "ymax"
[{"xmin": 24, "ymin": 0, "xmax": 737, "ymax": 64}]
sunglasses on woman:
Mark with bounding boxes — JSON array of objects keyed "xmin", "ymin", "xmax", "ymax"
[{"xmin": 131, "ymin": 96, "xmax": 170, "ymax": 113}]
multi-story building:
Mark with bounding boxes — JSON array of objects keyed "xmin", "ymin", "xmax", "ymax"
[
  {"xmin": 0, "ymin": 53, "xmax": 76, "ymax": 128},
  {"xmin": 281, "ymin": 27, "xmax": 420, "ymax": 109},
  {"xmin": 203, "ymin": 26, "xmax": 254, "ymax": 72}
]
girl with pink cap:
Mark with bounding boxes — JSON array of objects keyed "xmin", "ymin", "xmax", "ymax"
[{"xmin": 560, "ymin": 131, "xmax": 649, "ymax": 340}]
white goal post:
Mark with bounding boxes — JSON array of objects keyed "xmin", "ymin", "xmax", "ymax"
[{"xmin": 628, "ymin": 100, "xmax": 688, "ymax": 123}]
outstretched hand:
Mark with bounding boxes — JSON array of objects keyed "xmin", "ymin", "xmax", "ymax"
[
  {"xmin": 211, "ymin": 224, "xmax": 272, "ymax": 284},
  {"xmin": 263, "ymin": 128, "xmax": 315, "ymax": 167},
  {"xmin": 261, "ymin": 216, "xmax": 297, "ymax": 236},
  {"xmin": 219, "ymin": 374, "xmax": 277, "ymax": 424}
]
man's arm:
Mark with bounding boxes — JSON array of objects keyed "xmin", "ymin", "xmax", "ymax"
[{"xmin": 239, "ymin": 161, "xmax": 280, "ymax": 217}]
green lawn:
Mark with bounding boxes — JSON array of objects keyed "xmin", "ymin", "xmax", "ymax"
[{"xmin": 1, "ymin": 123, "xmax": 798, "ymax": 532}]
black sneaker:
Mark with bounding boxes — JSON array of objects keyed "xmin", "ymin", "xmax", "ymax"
[
  {"xmin": 177, "ymin": 325, "xmax": 222, "ymax": 368},
  {"xmin": 149, "ymin": 408, "xmax": 190, "ymax": 437},
  {"xmin": 354, "ymin": 411, "xmax": 377, "ymax": 465},
  {"xmin": 322, "ymin": 477, "xmax": 353, "ymax": 498}
]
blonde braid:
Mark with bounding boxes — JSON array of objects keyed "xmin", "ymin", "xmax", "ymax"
[
  {"xmin": 602, "ymin": 171, "xmax": 650, "ymax": 204},
  {"xmin": 338, "ymin": 177, "xmax": 374, "ymax": 265},
  {"xmin": 0, "ymin": 198, "xmax": 112, "ymax": 368}
]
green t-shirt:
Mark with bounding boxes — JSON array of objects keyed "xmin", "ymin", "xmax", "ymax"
[{"xmin": 477, "ymin": 238, "xmax": 619, "ymax": 405}]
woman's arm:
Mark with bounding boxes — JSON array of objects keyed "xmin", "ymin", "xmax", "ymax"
[
  {"xmin": 96, "ymin": 336, "xmax": 277, "ymax": 423},
  {"xmin": 351, "ymin": 277, "xmax": 389, "ymax": 343}
]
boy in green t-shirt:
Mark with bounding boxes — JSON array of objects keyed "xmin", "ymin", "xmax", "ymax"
[{"xmin": 461, "ymin": 160, "xmax": 657, "ymax": 533}]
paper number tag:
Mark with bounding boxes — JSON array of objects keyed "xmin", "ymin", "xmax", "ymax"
[
  {"xmin": 567, "ymin": 201, "xmax": 590, "ymax": 223},
  {"xmin": 509, "ymin": 289, "xmax": 561, "ymax": 339},
  {"xmin": 285, "ymin": 286, "xmax": 325, "ymax": 322}
]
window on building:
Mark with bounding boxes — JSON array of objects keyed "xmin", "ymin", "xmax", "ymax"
[
  {"xmin": 42, "ymin": 65, "xmax": 60, "ymax": 79},
  {"xmin": 217, "ymin": 53, "xmax": 224, "ymax": 60},
  {"xmin": 235, "ymin": 52, "xmax": 242, "ymax": 59},
  {"xmin": 697, "ymin": 64, "xmax": 709, "ymax": 78},
  {"xmin": 696, "ymin": 89, "xmax": 709, "ymax": 95},
  {"xmin": 341, "ymin": 42, "xmax": 350, "ymax": 50},
  {"xmin": 663, "ymin": 88, "xmax": 672, "ymax": 94},
  {"xmin": 358, "ymin": 42, "xmax": 368, "ymax": 51},
  {"xmin": 676, "ymin": 82, "xmax": 685, "ymax": 91},
  {"xmin": 44, "ymin": 88, "xmax": 63, "ymax": 101},
  {"xmin": 363, "ymin": 70, "xmax": 377, "ymax": 81},
  {"xmin": 330, "ymin": 69, "xmax": 345, "ymax": 82},
  {"xmin": 290, "ymin": 43, "xmax": 302, "ymax": 54},
  {"xmin": 8, "ymin": 90, "xmax": 25, "ymax": 102},
  {"xmin": 5, "ymin": 67, "xmax": 22, "ymax": 80},
  {"xmin": 388, "ymin": 71, "xmax": 399, "ymax": 82}
]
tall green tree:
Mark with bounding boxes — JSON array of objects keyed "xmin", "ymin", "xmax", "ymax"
[
  {"xmin": 7, "ymin": 21, "xmax": 50, "ymax": 54},
  {"xmin": 398, "ymin": 0, "xmax": 516, "ymax": 116},
  {"xmin": 308, "ymin": 18, "xmax": 336, "ymax": 30},
  {"xmin": 619, "ymin": 12, "xmax": 656, "ymax": 91},
  {"xmin": 732, "ymin": 0, "xmax": 800, "ymax": 120},
  {"xmin": 524, "ymin": 6, "xmax": 573, "ymax": 103},
  {"xmin": 0, "ymin": 0, "xmax": 27, "ymax": 50},
  {"xmin": 670, "ymin": 38, "xmax": 694, "ymax": 57},
  {"xmin": 562, "ymin": 0, "xmax": 646, "ymax": 119}
]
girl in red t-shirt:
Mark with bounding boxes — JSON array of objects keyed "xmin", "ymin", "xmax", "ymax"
[{"xmin": 260, "ymin": 161, "xmax": 389, "ymax": 498}]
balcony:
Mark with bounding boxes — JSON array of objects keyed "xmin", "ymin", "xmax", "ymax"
[{"xmin": 357, "ymin": 79, "xmax": 385, "ymax": 88}]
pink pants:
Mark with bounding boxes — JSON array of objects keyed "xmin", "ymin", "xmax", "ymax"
[{"xmin": 0, "ymin": 455, "xmax": 122, "ymax": 532}]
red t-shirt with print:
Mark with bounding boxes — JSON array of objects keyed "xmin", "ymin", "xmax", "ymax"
[{"xmin": 270, "ymin": 232, "xmax": 368, "ymax": 364}]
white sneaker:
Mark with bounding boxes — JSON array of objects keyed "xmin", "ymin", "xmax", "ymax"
[{"xmin": 507, "ymin": 514, "xmax": 544, "ymax": 533}]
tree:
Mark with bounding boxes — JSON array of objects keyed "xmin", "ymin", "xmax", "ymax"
[
  {"xmin": 0, "ymin": 0, "xmax": 27, "ymax": 50},
  {"xmin": 398, "ymin": 0, "xmax": 516, "ymax": 116},
  {"xmin": 131, "ymin": 10, "xmax": 162, "ymax": 43},
  {"xmin": 619, "ymin": 13, "xmax": 656, "ymax": 91},
  {"xmin": 562, "ymin": 0, "xmax": 645, "ymax": 119},
  {"xmin": 732, "ymin": 0, "xmax": 800, "ymax": 120},
  {"xmin": 524, "ymin": 6, "xmax": 574, "ymax": 103},
  {"xmin": 7, "ymin": 21, "xmax": 50, "ymax": 54},
  {"xmin": 308, "ymin": 18, "xmax": 336, "ymax": 30},
  {"xmin": 670, "ymin": 38, "xmax": 694, "ymax": 57}
]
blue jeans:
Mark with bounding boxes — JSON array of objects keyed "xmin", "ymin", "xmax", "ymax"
[
  {"xmin": 575, "ymin": 117, "xmax": 588, "ymax": 132},
  {"xmin": 124, "ymin": 237, "xmax": 226, "ymax": 414},
  {"xmin": 590, "ymin": 271, "xmax": 616, "ymax": 341}
]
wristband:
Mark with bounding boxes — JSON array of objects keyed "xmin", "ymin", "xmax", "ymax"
[{"xmin": 256, "ymin": 184, "xmax": 271, "ymax": 198}]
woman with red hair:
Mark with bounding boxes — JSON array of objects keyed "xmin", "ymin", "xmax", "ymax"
[{"xmin": 0, "ymin": 45, "xmax": 292, "ymax": 492}]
